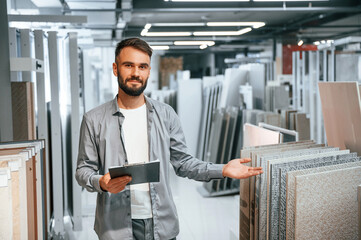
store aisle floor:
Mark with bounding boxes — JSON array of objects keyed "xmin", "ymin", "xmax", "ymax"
[{"xmin": 74, "ymin": 164, "xmax": 239, "ymax": 240}]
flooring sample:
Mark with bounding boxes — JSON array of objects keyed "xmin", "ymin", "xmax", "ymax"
[
  {"xmin": 319, "ymin": 82, "xmax": 361, "ymax": 155},
  {"xmin": 295, "ymin": 113, "xmax": 310, "ymax": 140},
  {"xmin": 286, "ymin": 161, "xmax": 361, "ymax": 240},
  {"xmin": 295, "ymin": 166, "xmax": 361, "ymax": 240},
  {"xmin": 239, "ymin": 141, "xmax": 314, "ymax": 240},
  {"xmin": 251, "ymin": 143, "xmax": 325, "ymax": 240},
  {"xmin": 243, "ymin": 123, "xmax": 281, "ymax": 148},
  {"xmin": 278, "ymin": 153, "xmax": 359, "ymax": 240},
  {"xmin": 359, "ymin": 185, "xmax": 361, "ymax": 240},
  {"xmin": 11, "ymin": 82, "xmax": 36, "ymax": 141},
  {"xmin": 239, "ymin": 126, "xmax": 282, "ymax": 240},
  {"xmin": 177, "ymin": 79, "xmax": 203, "ymax": 156},
  {"xmin": 0, "ymin": 167, "xmax": 13, "ymax": 240},
  {"xmin": 0, "ymin": 141, "xmax": 46, "ymax": 240},
  {"xmin": 219, "ymin": 68, "xmax": 247, "ymax": 108},
  {"xmin": 0, "ymin": 147, "xmax": 37, "ymax": 240},
  {"xmin": 268, "ymin": 150, "xmax": 353, "ymax": 240},
  {"xmin": 256, "ymin": 146, "xmax": 333, "ymax": 240},
  {"xmin": 0, "ymin": 156, "xmax": 24, "ymax": 240}
]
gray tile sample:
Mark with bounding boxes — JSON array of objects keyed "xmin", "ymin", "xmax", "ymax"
[
  {"xmin": 255, "ymin": 146, "xmax": 334, "ymax": 240},
  {"xmin": 359, "ymin": 185, "xmax": 361, "ymax": 240},
  {"xmin": 279, "ymin": 153, "xmax": 359, "ymax": 240},
  {"xmin": 239, "ymin": 141, "xmax": 313, "ymax": 240},
  {"xmin": 295, "ymin": 166, "xmax": 361, "ymax": 240},
  {"xmin": 249, "ymin": 142, "xmax": 320, "ymax": 240},
  {"xmin": 286, "ymin": 161, "xmax": 361, "ymax": 240},
  {"xmin": 268, "ymin": 150, "xmax": 352, "ymax": 240}
]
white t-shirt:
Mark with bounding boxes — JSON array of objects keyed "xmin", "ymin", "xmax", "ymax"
[{"xmin": 119, "ymin": 104, "xmax": 152, "ymax": 219}]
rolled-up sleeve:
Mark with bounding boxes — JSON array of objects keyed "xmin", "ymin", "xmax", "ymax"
[
  {"xmin": 75, "ymin": 114, "xmax": 104, "ymax": 193},
  {"xmin": 168, "ymin": 107, "xmax": 224, "ymax": 181}
]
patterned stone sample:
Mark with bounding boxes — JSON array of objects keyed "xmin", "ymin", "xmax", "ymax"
[
  {"xmin": 268, "ymin": 150, "xmax": 352, "ymax": 240},
  {"xmin": 239, "ymin": 140, "xmax": 313, "ymax": 240},
  {"xmin": 251, "ymin": 142, "xmax": 319, "ymax": 240},
  {"xmin": 255, "ymin": 145, "xmax": 331, "ymax": 240},
  {"xmin": 286, "ymin": 161, "xmax": 361, "ymax": 240},
  {"xmin": 295, "ymin": 166, "xmax": 361, "ymax": 240},
  {"xmin": 279, "ymin": 153, "xmax": 359, "ymax": 239},
  {"xmin": 255, "ymin": 144, "xmax": 326, "ymax": 240}
]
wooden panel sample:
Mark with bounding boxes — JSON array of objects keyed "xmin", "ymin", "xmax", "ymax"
[
  {"xmin": 0, "ymin": 157, "xmax": 23, "ymax": 240},
  {"xmin": 319, "ymin": 82, "xmax": 361, "ymax": 155},
  {"xmin": 0, "ymin": 147, "xmax": 38, "ymax": 240},
  {"xmin": 295, "ymin": 166, "xmax": 361, "ymax": 239},
  {"xmin": 11, "ymin": 82, "xmax": 36, "ymax": 141},
  {"xmin": 0, "ymin": 168, "xmax": 13, "ymax": 240}
]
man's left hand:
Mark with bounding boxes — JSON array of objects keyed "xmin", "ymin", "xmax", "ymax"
[{"xmin": 222, "ymin": 158, "xmax": 263, "ymax": 179}]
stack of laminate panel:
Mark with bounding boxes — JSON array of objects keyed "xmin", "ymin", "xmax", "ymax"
[
  {"xmin": 0, "ymin": 140, "xmax": 46, "ymax": 240},
  {"xmin": 199, "ymin": 109, "xmax": 283, "ymax": 197},
  {"xmin": 150, "ymin": 90, "xmax": 177, "ymax": 111},
  {"xmin": 197, "ymin": 82, "xmax": 222, "ymax": 161},
  {"xmin": 265, "ymin": 85, "xmax": 290, "ymax": 112},
  {"xmin": 200, "ymin": 107, "xmax": 240, "ymax": 196},
  {"xmin": 239, "ymin": 140, "xmax": 361, "ymax": 240}
]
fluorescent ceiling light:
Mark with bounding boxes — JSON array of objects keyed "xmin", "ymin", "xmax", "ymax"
[
  {"xmin": 174, "ymin": 41, "xmax": 215, "ymax": 46},
  {"xmin": 199, "ymin": 44, "xmax": 208, "ymax": 49},
  {"xmin": 298, "ymin": 40, "xmax": 304, "ymax": 46},
  {"xmin": 193, "ymin": 27, "xmax": 251, "ymax": 36},
  {"xmin": 167, "ymin": 0, "xmax": 249, "ymax": 2},
  {"xmin": 145, "ymin": 23, "xmax": 152, "ymax": 30},
  {"xmin": 148, "ymin": 42, "xmax": 173, "ymax": 45},
  {"xmin": 254, "ymin": 0, "xmax": 327, "ymax": 1},
  {"xmin": 152, "ymin": 22, "xmax": 206, "ymax": 27},
  {"xmin": 150, "ymin": 46, "xmax": 170, "ymax": 50},
  {"xmin": 314, "ymin": 41, "xmax": 320, "ymax": 45},
  {"xmin": 207, "ymin": 22, "xmax": 265, "ymax": 28},
  {"xmin": 144, "ymin": 32, "xmax": 193, "ymax": 36}
]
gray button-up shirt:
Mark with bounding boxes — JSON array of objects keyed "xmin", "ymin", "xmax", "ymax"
[{"xmin": 75, "ymin": 95, "xmax": 224, "ymax": 240}]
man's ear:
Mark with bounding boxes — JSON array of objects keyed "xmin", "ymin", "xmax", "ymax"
[{"xmin": 112, "ymin": 62, "xmax": 118, "ymax": 77}]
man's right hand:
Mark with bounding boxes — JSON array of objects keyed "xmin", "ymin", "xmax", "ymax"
[{"xmin": 99, "ymin": 172, "xmax": 132, "ymax": 194}]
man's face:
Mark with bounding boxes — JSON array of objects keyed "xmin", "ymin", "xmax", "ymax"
[{"xmin": 113, "ymin": 46, "xmax": 151, "ymax": 96}]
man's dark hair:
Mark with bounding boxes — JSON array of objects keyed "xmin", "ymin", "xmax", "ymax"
[{"xmin": 115, "ymin": 38, "xmax": 152, "ymax": 62}]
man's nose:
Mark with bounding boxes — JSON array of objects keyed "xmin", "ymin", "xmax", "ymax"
[{"xmin": 131, "ymin": 66, "xmax": 140, "ymax": 77}]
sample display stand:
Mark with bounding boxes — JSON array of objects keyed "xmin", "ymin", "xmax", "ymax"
[{"xmin": 7, "ymin": 27, "xmax": 84, "ymax": 239}]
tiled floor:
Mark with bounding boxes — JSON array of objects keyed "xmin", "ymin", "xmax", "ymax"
[{"xmin": 73, "ymin": 165, "xmax": 239, "ymax": 240}]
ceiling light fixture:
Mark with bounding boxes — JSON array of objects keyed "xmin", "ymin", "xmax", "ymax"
[
  {"xmin": 150, "ymin": 46, "xmax": 170, "ymax": 50},
  {"xmin": 193, "ymin": 27, "xmax": 252, "ymax": 36},
  {"xmin": 297, "ymin": 40, "xmax": 304, "ymax": 46},
  {"xmin": 174, "ymin": 41, "xmax": 215, "ymax": 46},
  {"xmin": 199, "ymin": 44, "xmax": 208, "ymax": 49},
  {"xmin": 152, "ymin": 22, "xmax": 206, "ymax": 27},
  {"xmin": 166, "ymin": 0, "xmax": 249, "ymax": 2},
  {"xmin": 314, "ymin": 41, "xmax": 320, "ymax": 45},
  {"xmin": 253, "ymin": 0, "xmax": 328, "ymax": 2},
  {"xmin": 207, "ymin": 22, "xmax": 265, "ymax": 28},
  {"xmin": 144, "ymin": 32, "xmax": 193, "ymax": 36}
]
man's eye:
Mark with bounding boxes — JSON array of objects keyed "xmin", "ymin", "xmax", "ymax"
[{"xmin": 125, "ymin": 64, "xmax": 132, "ymax": 68}]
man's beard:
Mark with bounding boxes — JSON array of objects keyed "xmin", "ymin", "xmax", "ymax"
[{"xmin": 117, "ymin": 71, "xmax": 148, "ymax": 97}]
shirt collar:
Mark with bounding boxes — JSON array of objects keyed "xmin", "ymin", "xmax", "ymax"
[{"xmin": 112, "ymin": 94, "xmax": 154, "ymax": 115}]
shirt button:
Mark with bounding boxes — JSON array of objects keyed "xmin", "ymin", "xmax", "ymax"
[{"xmin": 127, "ymin": 213, "xmax": 130, "ymax": 216}]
